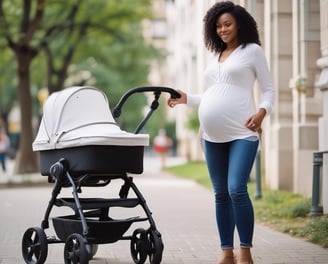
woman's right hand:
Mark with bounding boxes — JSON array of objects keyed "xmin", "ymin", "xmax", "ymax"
[{"xmin": 167, "ymin": 89, "xmax": 187, "ymax": 108}]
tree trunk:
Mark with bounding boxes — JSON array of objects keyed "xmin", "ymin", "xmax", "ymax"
[{"xmin": 14, "ymin": 49, "xmax": 39, "ymax": 174}]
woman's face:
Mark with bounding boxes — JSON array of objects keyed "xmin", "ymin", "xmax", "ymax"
[{"xmin": 216, "ymin": 12, "xmax": 239, "ymax": 45}]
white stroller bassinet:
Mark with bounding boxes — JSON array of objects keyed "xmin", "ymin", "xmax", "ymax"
[{"xmin": 33, "ymin": 86, "xmax": 149, "ymax": 175}]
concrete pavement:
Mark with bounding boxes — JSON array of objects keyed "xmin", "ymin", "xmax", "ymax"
[{"xmin": 0, "ymin": 157, "xmax": 328, "ymax": 263}]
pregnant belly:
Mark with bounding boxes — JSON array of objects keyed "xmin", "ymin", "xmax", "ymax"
[{"xmin": 198, "ymin": 86, "xmax": 251, "ymax": 140}]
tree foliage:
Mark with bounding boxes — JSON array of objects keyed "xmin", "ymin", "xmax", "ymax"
[{"xmin": 0, "ymin": 0, "xmax": 164, "ymax": 173}]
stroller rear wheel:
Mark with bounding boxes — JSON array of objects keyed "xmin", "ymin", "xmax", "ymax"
[
  {"xmin": 64, "ymin": 233, "xmax": 88, "ymax": 264},
  {"xmin": 22, "ymin": 227, "xmax": 48, "ymax": 264},
  {"xmin": 148, "ymin": 229, "xmax": 163, "ymax": 264},
  {"xmin": 130, "ymin": 228, "xmax": 148, "ymax": 264}
]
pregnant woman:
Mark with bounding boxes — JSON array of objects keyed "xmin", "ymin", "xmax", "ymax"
[{"xmin": 167, "ymin": 1, "xmax": 275, "ymax": 263}]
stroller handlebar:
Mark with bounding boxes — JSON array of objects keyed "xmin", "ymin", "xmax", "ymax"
[{"xmin": 112, "ymin": 86, "xmax": 181, "ymax": 119}]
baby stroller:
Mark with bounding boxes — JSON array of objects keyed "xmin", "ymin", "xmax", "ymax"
[{"xmin": 21, "ymin": 86, "xmax": 180, "ymax": 264}]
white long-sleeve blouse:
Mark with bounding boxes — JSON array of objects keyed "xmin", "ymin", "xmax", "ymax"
[{"xmin": 187, "ymin": 43, "xmax": 275, "ymax": 143}]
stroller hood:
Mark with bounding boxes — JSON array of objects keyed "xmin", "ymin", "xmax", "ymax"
[{"xmin": 33, "ymin": 86, "xmax": 149, "ymax": 151}]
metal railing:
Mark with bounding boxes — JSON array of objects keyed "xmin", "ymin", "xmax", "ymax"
[{"xmin": 310, "ymin": 150, "xmax": 328, "ymax": 216}]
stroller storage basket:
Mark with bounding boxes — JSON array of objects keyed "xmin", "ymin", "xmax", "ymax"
[
  {"xmin": 40, "ymin": 145, "xmax": 144, "ymax": 176},
  {"xmin": 53, "ymin": 215, "xmax": 137, "ymax": 244}
]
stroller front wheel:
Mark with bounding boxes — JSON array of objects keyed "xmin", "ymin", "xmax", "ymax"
[
  {"xmin": 130, "ymin": 228, "xmax": 148, "ymax": 264},
  {"xmin": 148, "ymin": 229, "xmax": 163, "ymax": 264},
  {"xmin": 64, "ymin": 233, "xmax": 88, "ymax": 264},
  {"xmin": 22, "ymin": 227, "xmax": 48, "ymax": 264}
]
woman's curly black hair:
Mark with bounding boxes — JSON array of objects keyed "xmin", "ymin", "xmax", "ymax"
[{"xmin": 203, "ymin": 1, "xmax": 260, "ymax": 53}]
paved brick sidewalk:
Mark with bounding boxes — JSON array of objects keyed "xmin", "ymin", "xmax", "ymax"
[{"xmin": 0, "ymin": 157, "xmax": 327, "ymax": 263}]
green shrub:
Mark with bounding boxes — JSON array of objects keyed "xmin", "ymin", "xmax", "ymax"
[{"xmin": 287, "ymin": 199, "xmax": 311, "ymax": 218}]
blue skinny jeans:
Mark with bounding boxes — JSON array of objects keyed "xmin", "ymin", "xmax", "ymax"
[{"xmin": 203, "ymin": 138, "xmax": 259, "ymax": 249}]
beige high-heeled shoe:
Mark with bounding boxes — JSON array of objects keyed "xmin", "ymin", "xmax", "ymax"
[
  {"xmin": 236, "ymin": 259, "xmax": 254, "ymax": 264},
  {"xmin": 217, "ymin": 255, "xmax": 236, "ymax": 264},
  {"xmin": 237, "ymin": 260, "xmax": 253, "ymax": 264}
]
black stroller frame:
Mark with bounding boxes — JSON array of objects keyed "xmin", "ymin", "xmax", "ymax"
[{"xmin": 21, "ymin": 86, "xmax": 180, "ymax": 264}]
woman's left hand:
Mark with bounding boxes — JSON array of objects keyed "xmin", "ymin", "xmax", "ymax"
[{"xmin": 245, "ymin": 108, "xmax": 267, "ymax": 132}]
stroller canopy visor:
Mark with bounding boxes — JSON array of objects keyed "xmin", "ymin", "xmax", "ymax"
[{"xmin": 33, "ymin": 86, "xmax": 149, "ymax": 151}]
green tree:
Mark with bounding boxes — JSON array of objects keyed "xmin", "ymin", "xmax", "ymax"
[
  {"xmin": 0, "ymin": 48, "xmax": 16, "ymax": 122},
  {"xmin": 0, "ymin": 0, "xmax": 160, "ymax": 173}
]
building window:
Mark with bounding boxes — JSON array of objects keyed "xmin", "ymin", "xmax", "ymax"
[{"xmin": 151, "ymin": 18, "xmax": 167, "ymax": 39}]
